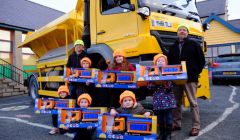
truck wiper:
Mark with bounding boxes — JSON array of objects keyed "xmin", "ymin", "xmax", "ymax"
[
  {"xmin": 189, "ymin": 11, "xmax": 199, "ymax": 16},
  {"xmin": 162, "ymin": 4, "xmax": 182, "ymax": 10},
  {"xmin": 161, "ymin": 0, "xmax": 190, "ymax": 11}
]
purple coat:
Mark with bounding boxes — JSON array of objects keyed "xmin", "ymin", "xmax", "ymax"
[{"xmin": 152, "ymin": 81, "xmax": 176, "ymax": 110}]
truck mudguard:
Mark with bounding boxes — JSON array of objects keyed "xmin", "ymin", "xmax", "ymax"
[{"xmin": 87, "ymin": 44, "xmax": 114, "ymax": 63}]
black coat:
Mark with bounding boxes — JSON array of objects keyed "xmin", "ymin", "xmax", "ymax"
[
  {"xmin": 66, "ymin": 51, "xmax": 88, "ymax": 68},
  {"xmin": 168, "ymin": 38, "xmax": 205, "ymax": 82},
  {"xmin": 116, "ymin": 103, "xmax": 154, "ymax": 115}
]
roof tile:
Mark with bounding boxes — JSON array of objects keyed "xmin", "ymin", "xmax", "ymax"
[
  {"xmin": 0, "ymin": 0, "xmax": 64, "ymax": 30},
  {"xmin": 197, "ymin": 0, "xmax": 226, "ymax": 18}
]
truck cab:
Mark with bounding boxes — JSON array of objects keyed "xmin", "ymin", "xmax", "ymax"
[{"xmin": 84, "ymin": 0, "xmax": 204, "ymax": 64}]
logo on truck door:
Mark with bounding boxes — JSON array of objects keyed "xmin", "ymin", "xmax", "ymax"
[{"xmin": 152, "ymin": 20, "xmax": 172, "ymax": 28}]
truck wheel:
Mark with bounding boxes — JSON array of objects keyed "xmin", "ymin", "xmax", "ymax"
[{"xmin": 28, "ymin": 76, "xmax": 39, "ymax": 103}]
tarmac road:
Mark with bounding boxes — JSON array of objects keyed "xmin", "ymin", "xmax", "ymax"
[{"xmin": 0, "ymin": 84, "xmax": 239, "ymax": 140}]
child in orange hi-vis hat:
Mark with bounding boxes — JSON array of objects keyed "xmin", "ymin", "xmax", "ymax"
[
  {"xmin": 58, "ymin": 85, "xmax": 70, "ymax": 98},
  {"xmin": 148, "ymin": 53, "xmax": 176, "ymax": 140},
  {"xmin": 80, "ymin": 57, "xmax": 92, "ymax": 69},
  {"xmin": 74, "ymin": 56, "xmax": 92, "ymax": 78},
  {"xmin": 68, "ymin": 56, "xmax": 93, "ymax": 100},
  {"xmin": 110, "ymin": 90, "xmax": 153, "ymax": 118},
  {"xmin": 49, "ymin": 85, "xmax": 69, "ymax": 135},
  {"xmin": 109, "ymin": 49, "xmax": 136, "ymax": 71},
  {"xmin": 77, "ymin": 93, "xmax": 92, "ymax": 108},
  {"xmin": 74, "ymin": 93, "xmax": 96, "ymax": 140},
  {"xmin": 107, "ymin": 49, "xmax": 136, "ymax": 109}
]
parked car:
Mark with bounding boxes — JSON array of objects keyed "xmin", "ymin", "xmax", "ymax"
[{"xmin": 211, "ymin": 53, "xmax": 240, "ymax": 85}]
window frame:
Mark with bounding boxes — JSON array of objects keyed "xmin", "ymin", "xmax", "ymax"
[
  {"xmin": 100, "ymin": 0, "xmax": 132, "ymax": 15},
  {"xmin": 0, "ymin": 28, "xmax": 13, "ymax": 55}
]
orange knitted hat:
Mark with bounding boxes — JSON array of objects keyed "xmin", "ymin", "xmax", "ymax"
[
  {"xmin": 153, "ymin": 54, "xmax": 168, "ymax": 65},
  {"xmin": 77, "ymin": 93, "xmax": 92, "ymax": 106},
  {"xmin": 113, "ymin": 49, "xmax": 126, "ymax": 58},
  {"xmin": 119, "ymin": 90, "xmax": 136, "ymax": 104},
  {"xmin": 80, "ymin": 57, "xmax": 92, "ymax": 67},
  {"xmin": 57, "ymin": 85, "xmax": 69, "ymax": 95}
]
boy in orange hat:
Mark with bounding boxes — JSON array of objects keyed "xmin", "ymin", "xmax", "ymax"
[
  {"xmin": 110, "ymin": 90, "xmax": 153, "ymax": 117},
  {"xmin": 49, "ymin": 85, "xmax": 70, "ymax": 135},
  {"xmin": 73, "ymin": 93, "xmax": 95, "ymax": 140},
  {"xmin": 68, "ymin": 57, "xmax": 92, "ymax": 100},
  {"xmin": 148, "ymin": 54, "xmax": 176, "ymax": 140},
  {"xmin": 80, "ymin": 57, "xmax": 92, "ymax": 69},
  {"xmin": 77, "ymin": 93, "xmax": 92, "ymax": 108}
]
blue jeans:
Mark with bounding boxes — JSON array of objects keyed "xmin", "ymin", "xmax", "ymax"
[{"xmin": 155, "ymin": 109, "xmax": 173, "ymax": 125}]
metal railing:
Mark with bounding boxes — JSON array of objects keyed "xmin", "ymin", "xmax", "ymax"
[{"xmin": 0, "ymin": 58, "xmax": 29, "ymax": 85}]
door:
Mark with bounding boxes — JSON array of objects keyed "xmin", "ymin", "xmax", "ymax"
[{"xmin": 96, "ymin": 0, "xmax": 138, "ymax": 48}]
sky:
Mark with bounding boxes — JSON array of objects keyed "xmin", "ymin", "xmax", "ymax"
[{"xmin": 29, "ymin": 0, "xmax": 240, "ymax": 20}]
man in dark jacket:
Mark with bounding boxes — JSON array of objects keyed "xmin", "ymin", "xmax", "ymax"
[
  {"xmin": 168, "ymin": 24, "xmax": 205, "ymax": 136},
  {"xmin": 67, "ymin": 40, "xmax": 87, "ymax": 68},
  {"xmin": 66, "ymin": 39, "xmax": 87, "ymax": 99}
]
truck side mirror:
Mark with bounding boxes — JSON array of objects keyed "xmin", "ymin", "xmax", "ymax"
[
  {"xmin": 137, "ymin": 7, "xmax": 151, "ymax": 19},
  {"xmin": 202, "ymin": 23, "xmax": 210, "ymax": 31}
]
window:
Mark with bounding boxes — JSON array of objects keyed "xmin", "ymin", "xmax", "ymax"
[
  {"xmin": 22, "ymin": 34, "xmax": 26, "ymax": 42},
  {"xmin": 101, "ymin": 0, "xmax": 131, "ymax": 15},
  {"xmin": 0, "ymin": 30, "xmax": 11, "ymax": 41},
  {"xmin": 212, "ymin": 47, "xmax": 218, "ymax": 57},
  {"xmin": 0, "ymin": 29, "xmax": 12, "ymax": 64},
  {"xmin": 206, "ymin": 48, "xmax": 212, "ymax": 58},
  {"xmin": 0, "ymin": 42, "xmax": 11, "ymax": 52},
  {"xmin": 218, "ymin": 46, "xmax": 231, "ymax": 55},
  {"xmin": 236, "ymin": 44, "xmax": 240, "ymax": 53},
  {"xmin": 0, "ymin": 52, "xmax": 11, "ymax": 63}
]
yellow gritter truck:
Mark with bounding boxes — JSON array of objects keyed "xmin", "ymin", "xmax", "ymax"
[{"xmin": 19, "ymin": 0, "xmax": 210, "ymax": 106}]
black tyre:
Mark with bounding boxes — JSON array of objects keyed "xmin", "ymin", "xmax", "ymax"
[{"xmin": 28, "ymin": 75, "xmax": 39, "ymax": 103}]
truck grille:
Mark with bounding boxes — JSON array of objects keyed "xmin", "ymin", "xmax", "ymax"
[{"xmin": 150, "ymin": 30, "xmax": 203, "ymax": 55}]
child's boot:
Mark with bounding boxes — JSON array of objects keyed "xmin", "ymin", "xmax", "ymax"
[{"xmin": 165, "ymin": 125, "xmax": 172, "ymax": 140}]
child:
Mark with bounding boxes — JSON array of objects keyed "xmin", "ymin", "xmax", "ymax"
[
  {"xmin": 80, "ymin": 57, "xmax": 92, "ymax": 69},
  {"xmin": 109, "ymin": 49, "xmax": 136, "ymax": 71},
  {"xmin": 49, "ymin": 85, "xmax": 69, "ymax": 135},
  {"xmin": 110, "ymin": 90, "xmax": 153, "ymax": 117},
  {"xmin": 108, "ymin": 49, "xmax": 136, "ymax": 108},
  {"xmin": 77, "ymin": 93, "xmax": 92, "ymax": 108},
  {"xmin": 73, "ymin": 93, "xmax": 95, "ymax": 140},
  {"xmin": 69, "ymin": 56, "xmax": 93, "ymax": 100},
  {"xmin": 149, "ymin": 54, "xmax": 176, "ymax": 140}
]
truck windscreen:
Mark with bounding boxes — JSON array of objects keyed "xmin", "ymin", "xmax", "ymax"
[{"xmin": 138, "ymin": 0, "xmax": 200, "ymax": 22}]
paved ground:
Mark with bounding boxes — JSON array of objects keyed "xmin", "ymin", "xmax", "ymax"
[{"xmin": 0, "ymin": 84, "xmax": 239, "ymax": 140}]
